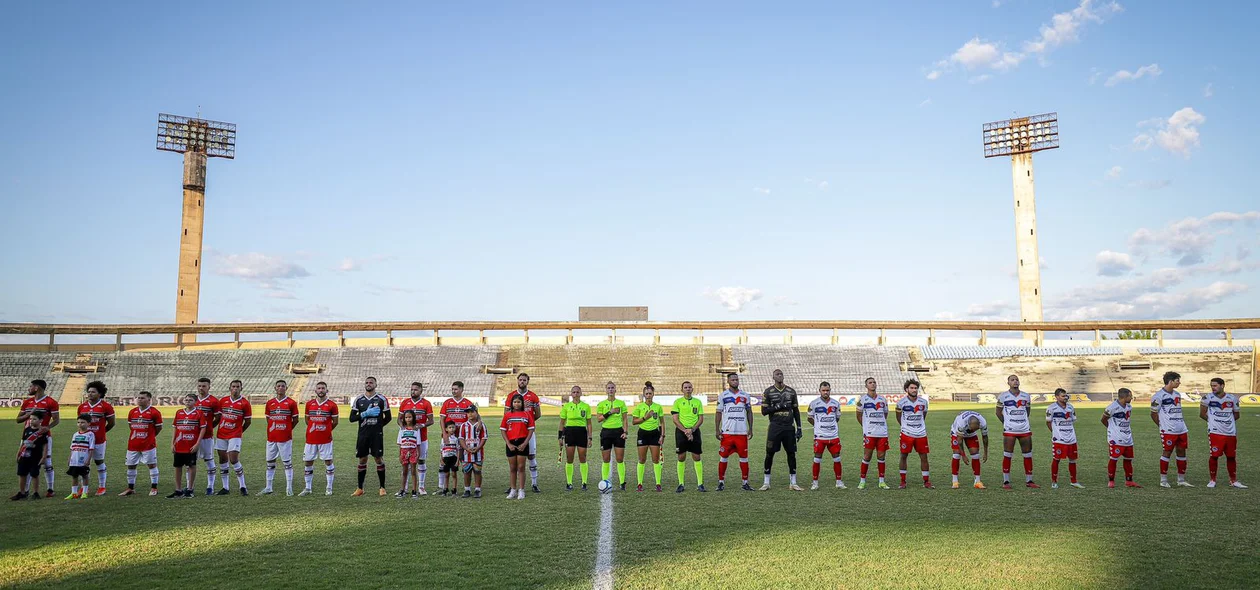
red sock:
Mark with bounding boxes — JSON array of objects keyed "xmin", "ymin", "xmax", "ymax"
[
  {"xmin": 1123, "ymin": 459, "xmax": 1133, "ymax": 480},
  {"xmin": 1209, "ymin": 456, "xmax": 1219, "ymax": 481},
  {"xmin": 923, "ymin": 472, "xmax": 931, "ymax": 484},
  {"xmin": 1160, "ymin": 457, "xmax": 1169, "ymax": 475},
  {"xmin": 1227, "ymin": 457, "xmax": 1237, "ymax": 482},
  {"xmin": 1068, "ymin": 461, "xmax": 1077, "ymax": 483},
  {"xmin": 899, "ymin": 471, "xmax": 907, "ymax": 485},
  {"xmin": 971, "ymin": 458, "xmax": 981, "ymax": 476},
  {"xmin": 1023, "ymin": 456, "xmax": 1034, "ymax": 475},
  {"xmin": 739, "ymin": 460, "xmax": 749, "ymax": 480},
  {"xmin": 951, "ymin": 456, "xmax": 960, "ymax": 475},
  {"xmin": 718, "ymin": 459, "xmax": 728, "ymax": 481},
  {"xmin": 1050, "ymin": 459, "xmax": 1060, "ymax": 482},
  {"xmin": 811, "ymin": 461, "xmax": 820, "ymax": 480},
  {"xmin": 860, "ymin": 461, "xmax": 869, "ymax": 479},
  {"xmin": 1002, "ymin": 454, "xmax": 1012, "ymax": 474},
  {"xmin": 833, "ymin": 460, "xmax": 842, "ymax": 480},
  {"xmin": 1107, "ymin": 459, "xmax": 1117, "ymax": 480},
  {"xmin": 1176, "ymin": 458, "xmax": 1187, "ymax": 475},
  {"xmin": 877, "ymin": 461, "xmax": 886, "ymax": 478}
]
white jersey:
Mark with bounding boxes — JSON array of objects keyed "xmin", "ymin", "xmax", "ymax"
[
  {"xmin": 1045, "ymin": 402, "xmax": 1077, "ymax": 445},
  {"xmin": 68, "ymin": 430, "xmax": 95, "ymax": 467},
  {"xmin": 951, "ymin": 411, "xmax": 988, "ymax": 438},
  {"xmin": 717, "ymin": 390, "xmax": 752, "ymax": 436},
  {"xmin": 808, "ymin": 397, "xmax": 841, "ymax": 440},
  {"xmin": 856, "ymin": 394, "xmax": 889, "ymax": 438},
  {"xmin": 1103, "ymin": 401, "xmax": 1134, "ymax": 446},
  {"xmin": 895, "ymin": 396, "xmax": 929, "ymax": 438},
  {"xmin": 996, "ymin": 390, "xmax": 1032, "ymax": 435},
  {"xmin": 1201, "ymin": 394, "xmax": 1239, "ymax": 436},
  {"xmin": 1149, "ymin": 389, "xmax": 1188, "ymax": 435}
]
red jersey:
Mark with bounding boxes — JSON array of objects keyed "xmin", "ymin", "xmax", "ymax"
[
  {"xmin": 304, "ymin": 398, "xmax": 339, "ymax": 445},
  {"xmin": 504, "ymin": 390, "xmax": 541, "ymax": 414},
  {"xmin": 265, "ymin": 396, "xmax": 300, "ymax": 443},
  {"xmin": 77, "ymin": 399, "xmax": 116, "ymax": 443},
  {"xmin": 399, "ymin": 397, "xmax": 434, "ymax": 441},
  {"xmin": 500, "ymin": 410, "xmax": 536, "ymax": 440},
  {"xmin": 216, "ymin": 396, "xmax": 252, "ymax": 440},
  {"xmin": 171, "ymin": 408, "xmax": 206, "ymax": 453},
  {"xmin": 440, "ymin": 397, "xmax": 475, "ymax": 425},
  {"xmin": 193, "ymin": 394, "xmax": 219, "ymax": 438},
  {"xmin": 21, "ymin": 395, "xmax": 60, "ymax": 428},
  {"xmin": 127, "ymin": 406, "xmax": 163, "ymax": 452}
]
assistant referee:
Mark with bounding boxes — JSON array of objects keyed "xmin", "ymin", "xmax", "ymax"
[{"xmin": 559, "ymin": 386, "xmax": 593, "ymax": 491}]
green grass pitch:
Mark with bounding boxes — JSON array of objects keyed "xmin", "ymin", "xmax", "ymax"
[{"xmin": 1, "ymin": 403, "xmax": 1256, "ymax": 589}]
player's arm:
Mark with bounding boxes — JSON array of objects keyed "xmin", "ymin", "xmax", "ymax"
[
  {"xmin": 995, "ymin": 404, "xmax": 1005, "ymax": 423},
  {"xmin": 596, "ymin": 404, "xmax": 608, "ymax": 425},
  {"xmin": 632, "ymin": 406, "xmax": 645, "ymax": 426},
  {"xmin": 1101, "ymin": 410, "xmax": 1111, "ymax": 427},
  {"xmin": 350, "ymin": 402, "xmax": 362, "ymax": 423},
  {"xmin": 621, "ymin": 403, "xmax": 629, "ymax": 438},
  {"xmin": 747, "ymin": 401, "xmax": 753, "ymax": 439},
  {"xmin": 791, "ymin": 395, "xmax": 801, "ymax": 430},
  {"xmin": 1150, "ymin": 407, "xmax": 1161, "ymax": 426},
  {"xmin": 499, "ymin": 422, "xmax": 512, "ymax": 448},
  {"xmin": 895, "ymin": 405, "xmax": 903, "ymax": 426},
  {"xmin": 1199, "ymin": 404, "xmax": 1209, "ymax": 422},
  {"xmin": 380, "ymin": 403, "xmax": 392, "ymax": 427},
  {"xmin": 105, "ymin": 413, "xmax": 116, "ymax": 432},
  {"xmin": 1045, "ymin": 408, "xmax": 1054, "ymax": 433},
  {"xmin": 423, "ymin": 409, "xmax": 435, "ymax": 429},
  {"xmin": 980, "ymin": 433, "xmax": 989, "ymax": 462},
  {"xmin": 241, "ymin": 415, "xmax": 252, "ymax": 433},
  {"xmin": 154, "ymin": 421, "xmax": 163, "ymax": 437},
  {"xmin": 714, "ymin": 406, "xmax": 724, "ymax": 439},
  {"xmin": 671, "ymin": 411, "xmax": 684, "ymax": 432},
  {"xmin": 290, "ymin": 404, "xmax": 300, "ymax": 429},
  {"xmin": 586, "ymin": 412, "xmax": 593, "ymax": 442}
]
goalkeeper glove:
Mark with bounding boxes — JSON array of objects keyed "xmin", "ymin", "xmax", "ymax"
[
  {"xmin": 363, "ymin": 406, "xmax": 380, "ymax": 418},
  {"xmin": 795, "ymin": 428, "xmax": 803, "ymax": 440}
]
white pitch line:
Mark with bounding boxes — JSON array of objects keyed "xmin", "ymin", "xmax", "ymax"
[{"xmin": 592, "ymin": 492, "xmax": 614, "ymax": 590}]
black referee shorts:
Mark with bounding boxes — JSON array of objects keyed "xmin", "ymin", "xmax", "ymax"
[
  {"xmin": 563, "ymin": 426, "xmax": 589, "ymax": 448},
  {"xmin": 766, "ymin": 426, "xmax": 797, "ymax": 454},
  {"xmin": 674, "ymin": 428, "xmax": 702, "ymax": 455},
  {"xmin": 356, "ymin": 430, "xmax": 384, "ymax": 458},
  {"xmin": 600, "ymin": 428, "xmax": 626, "ymax": 450},
  {"xmin": 636, "ymin": 428, "xmax": 663, "ymax": 447}
]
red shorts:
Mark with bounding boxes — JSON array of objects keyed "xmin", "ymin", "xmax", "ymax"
[
  {"xmin": 399, "ymin": 448, "xmax": 418, "ymax": 465},
  {"xmin": 862, "ymin": 436, "xmax": 889, "ymax": 452},
  {"xmin": 718, "ymin": 434, "xmax": 749, "ymax": 458},
  {"xmin": 951, "ymin": 434, "xmax": 980, "ymax": 456},
  {"xmin": 899, "ymin": 434, "xmax": 929, "ymax": 454},
  {"xmin": 1208, "ymin": 433, "xmax": 1237, "ymax": 458},
  {"xmin": 1108, "ymin": 443, "xmax": 1134, "ymax": 459},
  {"xmin": 813, "ymin": 438, "xmax": 841, "ymax": 455},
  {"xmin": 1004, "ymin": 432, "xmax": 1032, "ymax": 439},
  {"xmin": 1161, "ymin": 433, "xmax": 1189, "ymax": 451},
  {"xmin": 1052, "ymin": 443, "xmax": 1078, "ymax": 460}
]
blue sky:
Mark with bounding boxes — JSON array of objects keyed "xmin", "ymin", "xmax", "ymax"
[{"xmin": 1, "ymin": 0, "xmax": 1256, "ymax": 325}]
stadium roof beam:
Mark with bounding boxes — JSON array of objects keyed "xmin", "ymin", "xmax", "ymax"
[{"xmin": 984, "ymin": 112, "xmax": 1059, "ymax": 339}]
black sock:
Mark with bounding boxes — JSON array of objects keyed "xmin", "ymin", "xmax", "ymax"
[
  {"xmin": 376, "ymin": 464, "xmax": 386, "ymax": 488},
  {"xmin": 357, "ymin": 465, "xmax": 366, "ymax": 488},
  {"xmin": 764, "ymin": 451, "xmax": 776, "ymax": 473},
  {"xmin": 786, "ymin": 451, "xmax": 797, "ymax": 474}
]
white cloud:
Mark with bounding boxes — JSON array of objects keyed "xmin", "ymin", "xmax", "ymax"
[
  {"xmin": 1088, "ymin": 68, "xmax": 1102, "ymax": 85},
  {"xmin": 1133, "ymin": 107, "xmax": 1205, "ymax": 157},
  {"xmin": 1128, "ymin": 211, "xmax": 1260, "ymax": 266},
  {"xmin": 933, "ymin": 311, "xmax": 958, "ymax": 320},
  {"xmin": 918, "ymin": 98, "xmax": 932, "ymax": 107},
  {"xmin": 263, "ymin": 290, "xmax": 297, "ymax": 300},
  {"xmin": 817, "ymin": 180, "xmax": 829, "ymax": 190},
  {"xmin": 752, "ymin": 187, "xmax": 771, "ymax": 195},
  {"xmin": 703, "ymin": 287, "xmax": 763, "ymax": 312},
  {"xmin": 211, "ymin": 252, "xmax": 310, "ymax": 281},
  {"xmin": 772, "ymin": 295, "xmax": 799, "ymax": 307},
  {"xmin": 334, "ymin": 254, "xmax": 393, "ymax": 273},
  {"xmin": 967, "ymin": 300, "xmax": 1016, "ymax": 317},
  {"xmin": 1051, "ymin": 281, "xmax": 1247, "ymax": 321},
  {"xmin": 927, "ymin": 1, "xmax": 1121, "ymax": 79},
  {"xmin": 1203, "ymin": 83, "xmax": 1214, "ymax": 98},
  {"xmin": 1105, "ymin": 63, "xmax": 1161, "ymax": 86},
  {"xmin": 1095, "ymin": 250, "xmax": 1135, "ymax": 276},
  {"xmin": 969, "ymin": 74, "xmax": 993, "ymax": 84},
  {"xmin": 1105, "ymin": 165, "xmax": 1123, "ymax": 179},
  {"xmin": 1128, "ymin": 179, "xmax": 1172, "ymax": 191}
]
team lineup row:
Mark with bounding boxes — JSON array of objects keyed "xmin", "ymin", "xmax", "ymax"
[{"xmin": 11, "ymin": 370, "xmax": 1248, "ymax": 502}]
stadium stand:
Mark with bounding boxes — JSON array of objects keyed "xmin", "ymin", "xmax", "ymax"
[
  {"xmin": 920, "ymin": 346, "xmax": 1122, "ymax": 360},
  {"xmin": 730, "ymin": 345, "xmax": 916, "ymax": 396},
  {"xmin": 0, "ymin": 352, "xmax": 75, "ymax": 400},
  {"xmin": 1137, "ymin": 346, "xmax": 1254, "ymax": 355},
  {"xmin": 496, "ymin": 345, "xmax": 724, "ymax": 402},
  {"xmin": 312, "ymin": 346, "xmax": 500, "ymax": 400},
  {"xmin": 81, "ymin": 350, "xmax": 308, "ymax": 402}
]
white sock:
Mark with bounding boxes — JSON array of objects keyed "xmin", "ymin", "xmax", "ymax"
[
  {"xmin": 284, "ymin": 463, "xmax": 293, "ymax": 490},
  {"xmin": 233, "ymin": 463, "xmax": 245, "ymax": 487},
  {"xmin": 763, "ymin": 473, "xmax": 771, "ymax": 486},
  {"xmin": 126, "ymin": 467, "xmax": 138, "ymax": 487},
  {"xmin": 206, "ymin": 459, "xmax": 217, "ymax": 489},
  {"xmin": 529, "ymin": 458, "xmax": 538, "ymax": 485},
  {"xmin": 326, "ymin": 463, "xmax": 335, "ymax": 489},
  {"xmin": 97, "ymin": 463, "xmax": 107, "ymax": 488},
  {"xmin": 220, "ymin": 467, "xmax": 231, "ymax": 489},
  {"xmin": 790, "ymin": 473, "xmax": 797, "ymax": 485},
  {"xmin": 149, "ymin": 467, "xmax": 159, "ymax": 487},
  {"xmin": 304, "ymin": 467, "xmax": 314, "ymax": 489},
  {"xmin": 419, "ymin": 463, "xmax": 427, "ymax": 488},
  {"xmin": 266, "ymin": 461, "xmax": 276, "ymax": 489}
]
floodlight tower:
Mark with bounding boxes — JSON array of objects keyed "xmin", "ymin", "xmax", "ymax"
[
  {"xmin": 982, "ymin": 112, "xmax": 1058, "ymax": 339},
  {"xmin": 156, "ymin": 114, "xmax": 236, "ymax": 340}
]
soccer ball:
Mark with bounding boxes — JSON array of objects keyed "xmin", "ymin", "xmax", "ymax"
[{"xmin": 597, "ymin": 479, "xmax": 613, "ymax": 493}]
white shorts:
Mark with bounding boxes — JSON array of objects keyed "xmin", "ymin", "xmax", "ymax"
[
  {"xmin": 527, "ymin": 432, "xmax": 537, "ymax": 456},
  {"xmin": 214, "ymin": 438, "xmax": 243, "ymax": 453},
  {"xmin": 198, "ymin": 438, "xmax": 215, "ymax": 460},
  {"xmin": 92, "ymin": 441, "xmax": 108, "ymax": 462},
  {"xmin": 125, "ymin": 449, "xmax": 158, "ymax": 466},
  {"xmin": 417, "ymin": 440, "xmax": 429, "ymax": 461},
  {"xmin": 304, "ymin": 443, "xmax": 334, "ymax": 462},
  {"xmin": 266, "ymin": 441, "xmax": 293, "ymax": 462}
]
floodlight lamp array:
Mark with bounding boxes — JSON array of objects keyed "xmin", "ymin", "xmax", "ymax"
[
  {"xmin": 156, "ymin": 113, "xmax": 236, "ymax": 159},
  {"xmin": 982, "ymin": 112, "xmax": 1058, "ymax": 158}
]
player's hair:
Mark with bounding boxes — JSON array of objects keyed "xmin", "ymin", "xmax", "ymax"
[
  {"xmin": 316, "ymin": 381, "xmax": 327, "ymax": 387},
  {"xmin": 275, "ymin": 379, "xmax": 287, "ymax": 386},
  {"xmin": 864, "ymin": 376, "xmax": 876, "ymax": 384},
  {"xmin": 31, "ymin": 379, "xmax": 47, "ymax": 391},
  {"xmin": 510, "ymin": 395, "xmax": 525, "ymax": 411},
  {"xmin": 518, "ymin": 373, "xmax": 530, "ymax": 380},
  {"xmin": 77, "ymin": 414, "xmax": 91, "ymax": 422},
  {"xmin": 1162, "ymin": 371, "xmax": 1180, "ymax": 384},
  {"xmin": 138, "ymin": 390, "xmax": 152, "ymax": 398},
  {"xmin": 86, "ymin": 380, "xmax": 108, "ymax": 397},
  {"xmin": 681, "ymin": 380, "xmax": 691, "ymax": 387},
  {"xmin": 411, "ymin": 381, "xmax": 423, "ymax": 389},
  {"xmin": 643, "ymin": 381, "xmax": 654, "ymax": 392},
  {"xmin": 819, "ymin": 381, "xmax": 831, "ymax": 388},
  {"xmin": 1210, "ymin": 377, "xmax": 1225, "ymax": 386},
  {"xmin": 1117, "ymin": 387, "xmax": 1132, "ymax": 398},
  {"xmin": 903, "ymin": 380, "xmax": 920, "ymax": 391},
  {"xmin": 197, "ymin": 377, "xmax": 211, "ymax": 384},
  {"xmin": 444, "ymin": 420, "xmax": 456, "ymax": 429},
  {"xmin": 452, "ymin": 381, "xmax": 464, "ymax": 389},
  {"xmin": 728, "ymin": 373, "xmax": 739, "ymax": 380},
  {"xmin": 401, "ymin": 410, "xmax": 416, "ymax": 425},
  {"xmin": 230, "ymin": 379, "xmax": 242, "ymax": 386},
  {"xmin": 366, "ymin": 376, "xmax": 377, "ymax": 382},
  {"xmin": 467, "ymin": 405, "xmax": 479, "ymax": 414},
  {"xmin": 1054, "ymin": 388, "xmax": 1067, "ymax": 395}
]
